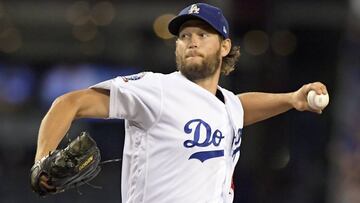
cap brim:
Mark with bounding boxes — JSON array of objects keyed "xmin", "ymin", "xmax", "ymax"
[{"xmin": 168, "ymin": 14, "xmax": 212, "ymax": 36}]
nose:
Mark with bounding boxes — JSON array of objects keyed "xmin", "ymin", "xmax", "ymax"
[{"xmin": 188, "ymin": 35, "xmax": 199, "ymax": 49}]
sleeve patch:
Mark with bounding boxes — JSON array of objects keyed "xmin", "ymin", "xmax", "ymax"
[{"xmin": 121, "ymin": 72, "xmax": 147, "ymax": 82}]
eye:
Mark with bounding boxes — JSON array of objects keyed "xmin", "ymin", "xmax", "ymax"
[
  {"xmin": 199, "ymin": 33, "xmax": 209, "ymax": 38},
  {"xmin": 179, "ymin": 33, "xmax": 190, "ymax": 39}
]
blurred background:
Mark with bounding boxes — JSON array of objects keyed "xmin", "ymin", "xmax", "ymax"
[{"xmin": 0, "ymin": 0, "xmax": 359, "ymax": 202}]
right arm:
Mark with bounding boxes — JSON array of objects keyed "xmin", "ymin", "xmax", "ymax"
[{"xmin": 34, "ymin": 88, "xmax": 109, "ymax": 161}]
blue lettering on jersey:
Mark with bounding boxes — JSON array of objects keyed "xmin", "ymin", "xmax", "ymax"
[
  {"xmin": 232, "ymin": 128, "xmax": 242, "ymax": 159},
  {"xmin": 183, "ymin": 119, "xmax": 225, "ymax": 162},
  {"xmin": 189, "ymin": 150, "xmax": 224, "ymax": 162}
]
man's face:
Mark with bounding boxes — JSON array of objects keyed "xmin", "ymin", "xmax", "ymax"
[{"xmin": 175, "ymin": 20, "xmax": 222, "ymax": 81}]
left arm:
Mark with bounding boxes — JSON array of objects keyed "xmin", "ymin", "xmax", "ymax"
[{"xmin": 239, "ymin": 82, "xmax": 328, "ymax": 126}]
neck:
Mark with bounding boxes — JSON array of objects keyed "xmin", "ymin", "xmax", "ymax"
[{"xmin": 193, "ymin": 69, "xmax": 221, "ymax": 95}]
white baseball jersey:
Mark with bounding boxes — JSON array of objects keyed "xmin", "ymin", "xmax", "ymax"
[{"xmin": 91, "ymin": 71, "xmax": 244, "ymax": 203}]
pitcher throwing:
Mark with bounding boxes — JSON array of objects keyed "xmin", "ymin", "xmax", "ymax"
[{"xmin": 32, "ymin": 3, "xmax": 329, "ymax": 203}]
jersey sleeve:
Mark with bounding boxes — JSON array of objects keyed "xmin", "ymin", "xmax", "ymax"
[{"xmin": 90, "ymin": 72, "xmax": 162, "ymax": 129}]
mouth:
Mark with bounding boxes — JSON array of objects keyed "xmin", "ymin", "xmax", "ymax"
[
  {"xmin": 185, "ymin": 51, "xmax": 203, "ymax": 58},
  {"xmin": 186, "ymin": 56, "xmax": 201, "ymax": 59}
]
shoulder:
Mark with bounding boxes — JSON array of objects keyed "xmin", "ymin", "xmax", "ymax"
[
  {"xmin": 219, "ymin": 86, "xmax": 242, "ymax": 106},
  {"xmin": 115, "ymin": 71, "xmax": 179, "ymax": 82},
  {"xmin": 90, "ymin": 71, "xmax": 162, "ymax": 91},
  {"xmin": 218, "ymin": 86, "xmax": 236, "ymax": 98},
  {"xmin": 116, "ymin": 71, "xmax": 156, "ymax": 82}
]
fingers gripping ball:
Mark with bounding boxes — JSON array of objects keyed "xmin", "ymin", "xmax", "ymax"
[
  {"xmin": 30, "ymin": 132, "xmax": 101, "ymax": 196},
  {"xmin": 307, "ymin": 90, "xmax": 329, "ymax": 110}
]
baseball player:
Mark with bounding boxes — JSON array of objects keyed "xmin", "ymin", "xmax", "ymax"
[{"xmin": 33, "ymin": 3, "xmax": 328, "ymax": 203}]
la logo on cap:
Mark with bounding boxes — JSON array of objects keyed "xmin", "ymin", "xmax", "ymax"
[
  {"xmin": 188, "ymin": 4, "xmax": 200, "ymax": 14},
  {"xmin": 223, "ymin": 26, "xmax": 227, "ymax": 34}
]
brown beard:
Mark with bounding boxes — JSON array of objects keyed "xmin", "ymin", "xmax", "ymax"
[{"xmin": 176, "ymin": 49, "xmax": 221, "ymax": 81}]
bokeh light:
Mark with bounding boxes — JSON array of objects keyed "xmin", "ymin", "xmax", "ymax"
[
  {"xmin": 271, "ymin": 31, "xmax": 297, "ymax": 56},
  {"xmin": 0, "ymin": 66, "xmax": 34, "ymax": 105},
  {"xmin": 66, "ymin": 1, "xmax": 91, "ymax": 26},
  {"xmin": 243, "ymin": 30, "xmax": 269, "ymax": 55},
  {"xmin": 92, "ymin": 1, "xmax": 115, "ymax": 26},
  {"xmin": 0, "ymin": 27, "xmax": 22, "ymax": 53},
  {"xmin": 153, "ymin": 14, "xmax": 176, "ymax": 39}
]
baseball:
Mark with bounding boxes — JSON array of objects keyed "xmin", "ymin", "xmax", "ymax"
[{"xmin": 307, "ymin": 90, "xmax": 329, "ymax": 110}]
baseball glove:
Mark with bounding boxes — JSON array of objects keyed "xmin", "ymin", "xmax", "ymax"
[{"xmin": 30, "ymin": 132, "xmax": 101, "ymax": 196}]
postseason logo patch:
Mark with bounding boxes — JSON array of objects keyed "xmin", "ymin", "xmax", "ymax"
[{"xmin": 121, "ymin": 72, "xmax": 146, "ymax": 82}]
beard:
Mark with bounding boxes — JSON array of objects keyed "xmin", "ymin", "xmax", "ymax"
[{"xmin": 176, "ymin": 49, "xmax": 221, "ymax": 81}]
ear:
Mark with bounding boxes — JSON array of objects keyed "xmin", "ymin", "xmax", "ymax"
[{"xmin": 220, "ymin": 38, "xmax": 231, "ymax": 57}]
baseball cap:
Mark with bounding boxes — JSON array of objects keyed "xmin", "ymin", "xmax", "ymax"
[{"xmin": 168, "ymin": 3, "xmax": 229, "ymax": 39}]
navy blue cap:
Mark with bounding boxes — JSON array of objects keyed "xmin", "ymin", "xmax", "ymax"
[{"xmin": 168, "ymin": 3, "xmax": 229, "ymax": 39}]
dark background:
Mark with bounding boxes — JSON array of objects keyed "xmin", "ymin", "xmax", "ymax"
[{"xmin": 0, "ymin": 0, "xmax": 359, "ymax": 202}]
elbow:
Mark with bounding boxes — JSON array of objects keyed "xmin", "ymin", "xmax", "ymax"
[
  {"xmin": 51, "ymin": 92, "xmax": 80, "ymax": 118},
  {"xmin": 52, "ymin": 93, "xmax": 75, "ymax": 107}
]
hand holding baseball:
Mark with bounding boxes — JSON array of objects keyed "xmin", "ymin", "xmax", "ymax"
[
  {"xmin": 292, "ymin": 82, "xmax": 329, "ymax": 113},
  {"xmin": 307, "ymin": 90, "xmax": 329, "ymax": 110}
]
